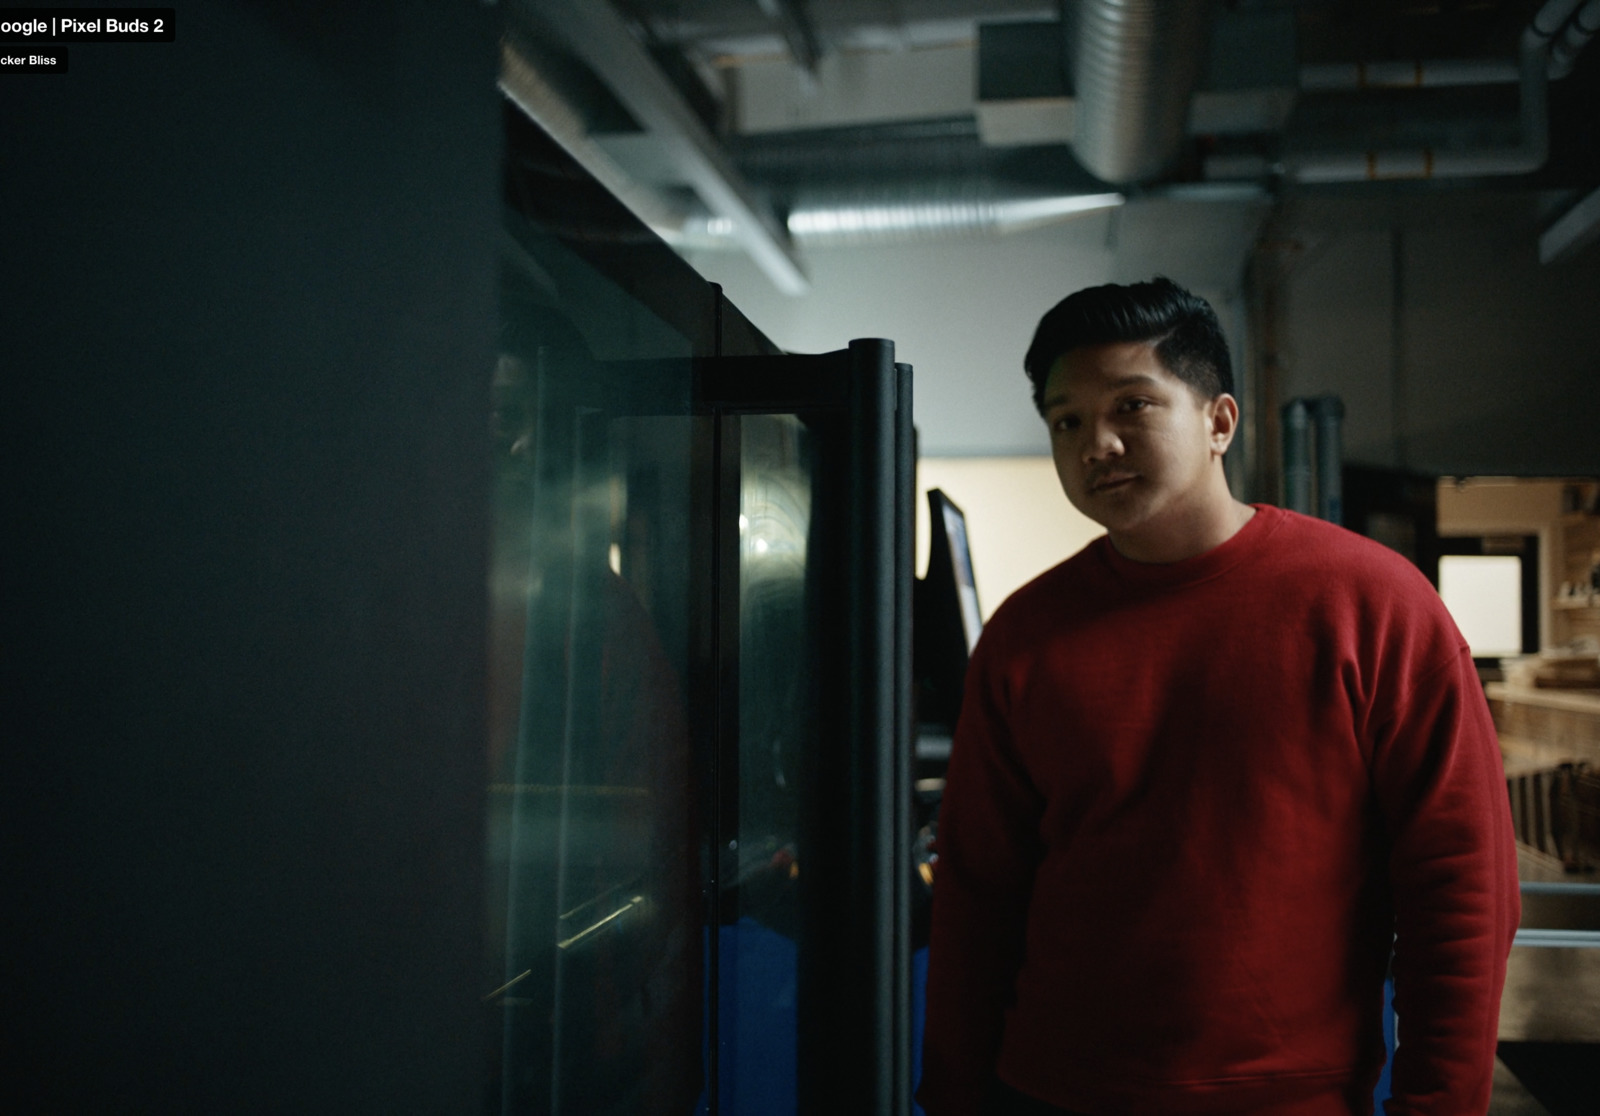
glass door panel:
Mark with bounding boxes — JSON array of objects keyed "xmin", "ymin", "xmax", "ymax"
[
  {"xmin": 490, "ymin": 101, "xmax": 912, "ymax": 1116},
  {"xmin": 487, "ymin": 277, "xmax": 709, "ymax": 1116},
  {"xmin": 713, "ymin": 414, "xmax": 814, "ymax": 1115}
]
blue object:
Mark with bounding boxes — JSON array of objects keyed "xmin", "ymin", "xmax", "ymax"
[
  {"xmin": 694, "ymin": 920, "xmax": 798, "ymax": 1116},
  {"xmin": 912, "ymin": 947, "xmax": 929, "ymax": 1116},
  {"xmin": 1373, "ymin": 977, "xmax": 1396, "ymax": 1112}
]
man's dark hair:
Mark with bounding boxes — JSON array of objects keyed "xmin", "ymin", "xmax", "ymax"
[{"xmin": 1022, "ymin": 276, "xmax": 1233, "ymax": 413}]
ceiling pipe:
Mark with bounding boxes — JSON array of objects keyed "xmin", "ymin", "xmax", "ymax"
[
  {"xmin": 1216, "ymin": 0, "xmax": 1591, "ymax": 184},
  {"xmin": 1068, "ymin": 0, "xmax": 1217, "ymax": 184},
  {"xmin": 1300, "ymin": 59, "xmax": 1520, "ymax": 91},
  {"xmin": 785, "ymin": 192, "xmax": 1125, "ymax": 245},
  {"xmin": 1300, "ymin": 1, "xmax": 1600, "ymax": 94},
  {"xmin": 1549, "ymin": 0, "xmax": 1600, "ymax": 80},
  {"xmin": 677, "ymin": 192, "xmax": 1126, "ymax": 249}
]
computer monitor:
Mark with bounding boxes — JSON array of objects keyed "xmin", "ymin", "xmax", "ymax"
[{"xmin": 914, "ymin": 488, "xmax": 982, "ymax": 731}]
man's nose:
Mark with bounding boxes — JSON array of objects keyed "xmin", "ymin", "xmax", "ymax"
[{"xmin": 1081, "ymin": 418, "xmax": 1123, "ymax": 463}]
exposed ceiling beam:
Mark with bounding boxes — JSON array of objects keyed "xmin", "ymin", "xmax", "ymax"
[
  {"xmin": 756, "ymin": 0, "xmax": 824, "ymax": 74},
  {"xmin": 526, "ymin": 0, "xmax": 810, "ymax": 295},
  {"xmin": 498, "ymin": 43, "xmax": 686, "ymax": 237}
]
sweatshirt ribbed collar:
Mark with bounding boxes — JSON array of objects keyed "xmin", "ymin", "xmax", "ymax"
[{"xmin": 1095, "ymin": 503, "xmax": 1286, "ymax": 592}]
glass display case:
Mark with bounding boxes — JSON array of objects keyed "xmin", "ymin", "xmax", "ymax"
[{"xmin": 485, "ymin": 105, "xmax": 913, "ymax": 1115}]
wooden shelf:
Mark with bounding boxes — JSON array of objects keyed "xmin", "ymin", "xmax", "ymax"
[
  {"xmin": 1553, "ymin": 597, "xmax": 1599, "ymax": 611},
  {"xmin": 1487, "ymin": 682, "xmax": 1600, "ymax": 716}
]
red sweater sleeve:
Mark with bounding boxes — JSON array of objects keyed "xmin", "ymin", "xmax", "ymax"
[
  {"xmin": 1370, "ymin": 643, "xmax": 1520, "ymax": 1115},
  {"xmin": 918, "ymin": 627, "xmax": 1046, "ymax": 1116}
]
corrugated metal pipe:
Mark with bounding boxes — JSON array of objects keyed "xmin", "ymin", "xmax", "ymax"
[
  {"xmin": 678, "ymin": 191, "xmax": 1126, "ymax": 249},
  {"xmin": 1068, "ymin": 0, "xmax": 1217, "ymax": 184},
  {"xmin": 1238, "ymin": 0, "xmax": 1593, "ymax": 184}
]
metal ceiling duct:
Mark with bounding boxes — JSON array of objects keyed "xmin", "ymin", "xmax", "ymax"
[{"xmin": 1068, "ymin": 0, "xmax": 1216, "ymax": 184}]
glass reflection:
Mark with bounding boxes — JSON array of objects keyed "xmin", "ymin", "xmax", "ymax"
[
  {"xmin": 710, "ymin": 415, "xmax": 814, "ymax": 1116},
  {"xmin": 736, "ymin": 414, "xmax": 812, "ymax": 899},
  {"xmin": 487, "ymin": 287, "xmax": 702, "ymax": 1114}
]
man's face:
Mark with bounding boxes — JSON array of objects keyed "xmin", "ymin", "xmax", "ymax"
[{"xmin": 1041, "ymin": 341, "xmax": 1235, "ymax": 542}]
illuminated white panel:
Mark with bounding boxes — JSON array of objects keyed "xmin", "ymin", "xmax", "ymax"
[{"xmin": 1438, "ymin": 555, "xmax": 1523, "ymax": 658}]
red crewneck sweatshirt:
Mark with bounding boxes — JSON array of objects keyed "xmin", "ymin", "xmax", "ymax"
[{"xmin": 919, "ymin": 505, "xmax": 1519, "ymax": 1116}]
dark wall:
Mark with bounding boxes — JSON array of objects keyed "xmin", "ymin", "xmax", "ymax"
[
  {"xmin": 2, "ymin": 2, "xmax": 499, "ymax": 1109},
  {"xmin": 1278, "ymin": 191, "xmax": 1600, "ymax": 477}
]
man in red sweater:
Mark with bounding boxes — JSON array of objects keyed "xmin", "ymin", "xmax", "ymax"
[{"xmin": 918, "ymin": 278, "xmax": 1519, "ymax": 1116}]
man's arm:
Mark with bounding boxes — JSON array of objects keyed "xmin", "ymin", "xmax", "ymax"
[
  {"xmin": 918, "ymin": 631, "xmax": 1046, "ymax": 1116},
  {"xmin": 1371, "ymin": 643, "xmax": 1520, "ymax": 1115}
]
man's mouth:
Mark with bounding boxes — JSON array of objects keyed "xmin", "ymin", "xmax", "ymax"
[{"xmin": 1090, "ymin": 473, "xmax": 1137, "ymax": 493}]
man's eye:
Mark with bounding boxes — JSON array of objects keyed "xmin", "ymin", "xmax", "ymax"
[
  {"xmin": 1052, "ymin": 416, "xmax": 1080, "ymax": 432},
  {"xmin": 1120, "ymin": 398, "xmax": 1148, "ymax": 413}
]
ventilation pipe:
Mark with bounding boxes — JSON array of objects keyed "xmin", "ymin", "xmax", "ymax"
[
  {"xmin": 1256, "ymin": 0, "xmax": 1594, "ymax": 183},
  {"xmin": 677, "ymin": 191, "xmax": 1125, "ymax": 249},
  {"xmin": 1068, "ymin": 0, "xmax": 1217, "ymax": 184}
]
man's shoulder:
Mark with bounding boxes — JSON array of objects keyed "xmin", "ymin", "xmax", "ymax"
[
  {"xmin": 1257, "ymin": 506, "xmax": 1429, "ymax": 585},
  {"xmin": 1253, "ymin": 509, "xmax": 1460, "ymax": 645}
]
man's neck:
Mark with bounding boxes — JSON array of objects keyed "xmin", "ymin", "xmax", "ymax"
[{"xmin": 1109, "ymin": 494, "xmax": 1256, "ymax": 565}]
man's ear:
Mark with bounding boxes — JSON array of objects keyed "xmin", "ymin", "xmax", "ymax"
[{"xmin": 1208, "ymin": 394, "xmax": 1240, "ymax": 456}]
